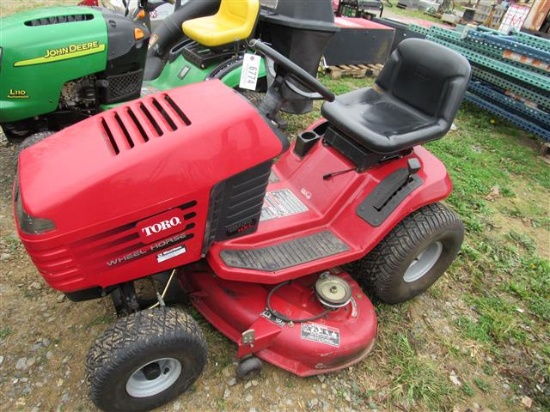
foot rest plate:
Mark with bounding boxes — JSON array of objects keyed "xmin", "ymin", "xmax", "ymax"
[{"xmin": 220, "ymin": 231, "xmax": 349, "ymax": 271}]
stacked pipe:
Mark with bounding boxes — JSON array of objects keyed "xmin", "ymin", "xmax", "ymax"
[{"xmin": 409, "ymin": 24, "xmax": 549, "ymax": 142}]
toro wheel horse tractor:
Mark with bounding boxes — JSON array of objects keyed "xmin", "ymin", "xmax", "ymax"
[{"xmin": 14, "ymin": 37, "xmax": 471, "ymax": 411}]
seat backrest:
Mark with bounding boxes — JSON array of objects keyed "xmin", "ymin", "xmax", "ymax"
[
  {"xmin": 182, "ymin": 0, "xmax": 259, "ymax": 47},
  {"xmin": 219, "ymin": 0, "xmax": 259, "ymax": 24},
  {"xmin": 375, "ymin": 38, "xmax": 471, "ymax": 123}
]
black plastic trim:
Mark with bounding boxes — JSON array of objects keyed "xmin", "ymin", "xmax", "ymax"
[
  {"xmin": 65, "ymin": 287, "xmax": 105, "ymax": 302},
  {"xmin": 204, "ymin": 161, "xmax": 274, "ymax": 250},
  {"xmin": 357, "ymin": 168, "xmax": 423, "ymax": 226}
]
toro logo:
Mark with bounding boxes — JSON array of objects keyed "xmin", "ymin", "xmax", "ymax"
[
  {"xmin": 137, "ymin": 209, "xmax": 184, "ymax": 244},
  {"xmin": 141, "ymin": 217, "xmax": 182, "ymax": 237}
]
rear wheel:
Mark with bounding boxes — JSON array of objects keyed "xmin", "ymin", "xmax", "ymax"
[
  {"xmin": 355, "ymin": 203, "xmax": 464, "ymax": 304},
  {"xmin": 86, "ymin": 307, "xmax": 207, "ymax": 412}
]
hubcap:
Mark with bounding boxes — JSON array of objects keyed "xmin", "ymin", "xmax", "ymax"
[
  {"xmin": 126, "ymin": 358, "xmax": 182, "ymax": 398},
  {"xmin": 403, "ymin": 241, "xmax": 443, "ymax": 283}
]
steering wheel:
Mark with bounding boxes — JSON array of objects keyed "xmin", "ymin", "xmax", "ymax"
[{"xmin": 248, "ymin": 39, "xmax": 335, "ymax": 103}]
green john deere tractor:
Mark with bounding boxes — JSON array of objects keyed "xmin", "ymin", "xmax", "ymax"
[{"xmin": 0, "ymin": 0, "xmax": 338, "ymax": 143}]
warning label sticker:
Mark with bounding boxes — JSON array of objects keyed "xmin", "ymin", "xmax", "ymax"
[
  {"xmin": 260, "ymin": 189, "xmax": 308, "ymax": 222},
  {"xmin": 301, "ymin": 322, "xmax": 341, "ymax": 347},
  {"xmin": 156, "ymin": 245, "xmax": 186, "ymax": 263},
  {"xmin": 260, "ymin": 308, "xmax": 287, "ymax": 327}
]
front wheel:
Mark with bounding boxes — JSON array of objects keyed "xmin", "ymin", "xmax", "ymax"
[
  {"xmin": 86, "ymin": 307, "xmax": 207, "ymax": 412},
  {"xmin": 356, "ymin": 202, "xmax": 464, "ymax": 304}
]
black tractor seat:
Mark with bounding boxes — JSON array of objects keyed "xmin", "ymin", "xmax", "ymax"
[{"xmin": 321, "ymin": 38, "xmax": 471, "ymax": 155}]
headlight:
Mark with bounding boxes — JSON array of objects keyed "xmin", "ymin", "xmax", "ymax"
[{"xmin": 14, "ymin": 178, "xmax": 56, "ymax": 234}]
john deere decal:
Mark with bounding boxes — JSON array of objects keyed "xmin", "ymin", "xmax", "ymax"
[{"xmin": 14, "ymin": 41, "xmax": 105, "ymax": 67}]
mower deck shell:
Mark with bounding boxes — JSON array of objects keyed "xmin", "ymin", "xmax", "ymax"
[{"xmin": 181, "ymin": 267, "xmax": 377, "ymax": 376}]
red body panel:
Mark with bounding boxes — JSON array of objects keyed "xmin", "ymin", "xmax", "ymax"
[
  {"xmin": 207, "ymin": 138, "xmax": 452, "ymax": 284},
  {"xmin": 16, "ymin": 81, "xmax": 285, "ymax": 292},
  {"xmin": 181, "ymin": 267, "xmax": 377, "ymax": 376}
]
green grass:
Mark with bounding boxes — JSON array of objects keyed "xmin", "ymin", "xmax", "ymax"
[
  {"xmin": 0, "ymin": 327, "xmax": 12, "ymax": 339},
  {"xmin": 87, "ymin": 313, "xmax": 115, "ymax": 327},
  {"xmin": 387, "ymin": 334, "xmax": 453, "ymax": 409},
  {"xmin": 382, "ymin": 3, "xmax": 443, "ymax": 23}
]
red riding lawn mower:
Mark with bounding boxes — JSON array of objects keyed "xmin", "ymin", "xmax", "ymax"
[{"xmin": 14, "ymin": 36, "xmax": 470, "ymax": 411}]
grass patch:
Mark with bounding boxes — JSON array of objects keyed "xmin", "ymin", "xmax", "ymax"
[
  {"xmin": 87, "ymin": 314, "xmax": 115, "ymax": 327},
  {"xmin": 0, "ymin": 327, "xmax": 12, "ymax": 339},
  {"xmin": 473, "ymin": 377, "xmax": 491, "ymax": 393},
  {"xmin": 386, "ymin": 333, "xmax": 454, "ymax": 410}
]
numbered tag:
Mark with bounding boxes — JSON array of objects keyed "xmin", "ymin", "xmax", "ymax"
[{"xmin": 239, "ymin": 53, "xmax": 260, "ymax": 91}]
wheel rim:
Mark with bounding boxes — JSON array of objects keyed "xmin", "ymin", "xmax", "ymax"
[
  {"xmin": 126, "ymin": 358, "xmax": 182, "ymax": 398},
  {"xmin": 403, "ymin": 241, "xmax": 443, "ymax": 283}
]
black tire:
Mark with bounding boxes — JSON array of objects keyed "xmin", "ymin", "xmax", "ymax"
[
  {"xmin": 239, "ymin": 90, "xmax": 264, "ymax": 107},
  {"xmin": 86, "ymin": 307, "xmax": 207, "ymax": 412},
  {"xmin": 17, "ymin": 131, "xmax": 55, "ymax": 155},
  {"xmin": 1, "ymin": 125, "xmax": 30, "ymax": 144},
  {"xmin": 236, "ymin": 356, "xmax": 263, "ymax": 381},
  {"xmin": 356, "ymin": 202, "xmax": 464, "ymax": 304}
]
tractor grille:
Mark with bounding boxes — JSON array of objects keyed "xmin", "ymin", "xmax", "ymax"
[
  {"xmin": 104, "ymin": 70, "xmax": 144, "ymax": 103},
  {"xmin": 100, "ymin": 93, "xmax": 191, "ymax": 155},
  {"xmin": 69, "ymin": 201, "xmax": 198, "ymax": 270},
  {"xmin": 27, "ymin": 245, "xmax": 82, "ymax": 286},
  {"xmin": 25, "ymin": 14, "xmax": 94, "ymax": 27}
]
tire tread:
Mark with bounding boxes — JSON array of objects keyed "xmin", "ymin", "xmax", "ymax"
[
  {"xmin": 86, "ymin": 307, "xmax": 207, "ymax": 412},
  {"xmin": 356, "ymin": 203, "xmax": 464, "ymax": 303}
]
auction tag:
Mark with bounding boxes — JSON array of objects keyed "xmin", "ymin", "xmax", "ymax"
[{"xmin": 239, "ymin": 53, "xmax": 260, "ymax": 91}]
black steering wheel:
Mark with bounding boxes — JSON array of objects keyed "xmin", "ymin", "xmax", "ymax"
[{"xmin": 248, "ymin": 39, "xmax": 335, "ymax": 103}]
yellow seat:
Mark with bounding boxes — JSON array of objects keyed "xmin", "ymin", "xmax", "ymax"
[{"xmin": 182, "ymin": 0, "xmax": 260, "ymax": 48}]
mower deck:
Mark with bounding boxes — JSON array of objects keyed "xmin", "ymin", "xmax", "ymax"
[{"xmin": 181, "ymin": 268, "xmax": 377, "ymax": 376}]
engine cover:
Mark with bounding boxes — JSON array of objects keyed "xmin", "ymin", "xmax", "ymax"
[{"xmin": 15, "ymin": 81, "xmax": 287, "ymax": 293}]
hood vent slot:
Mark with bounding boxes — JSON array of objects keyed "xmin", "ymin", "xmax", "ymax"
[
  {"xmin": 140, "ymin": 102, "xmax": 163, "ymax": 137},
  {"xmin": 101, "ymin": 118, "xmax": 120, "ymax": 155},
  {"xmin": 100, "ymin": 93, "xmax": 191, "ymax": 155},
  {"xmin": 152, "ymin": 99, "xmax": 177, "ymax": 131},
  {"xmin": 115, "ymin": 113, "xmax": 134, "ymax": 149},
  {"xmin": 25, "ymin": 14, "xmax": 94, "ymax": 27},
  {"xmin": 164, "ymin": 94, "xmax": 191, "ymax": 126},
  {"xmin": 127, "ymin": 108, "xmax": 149, "ymax": 143}
]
